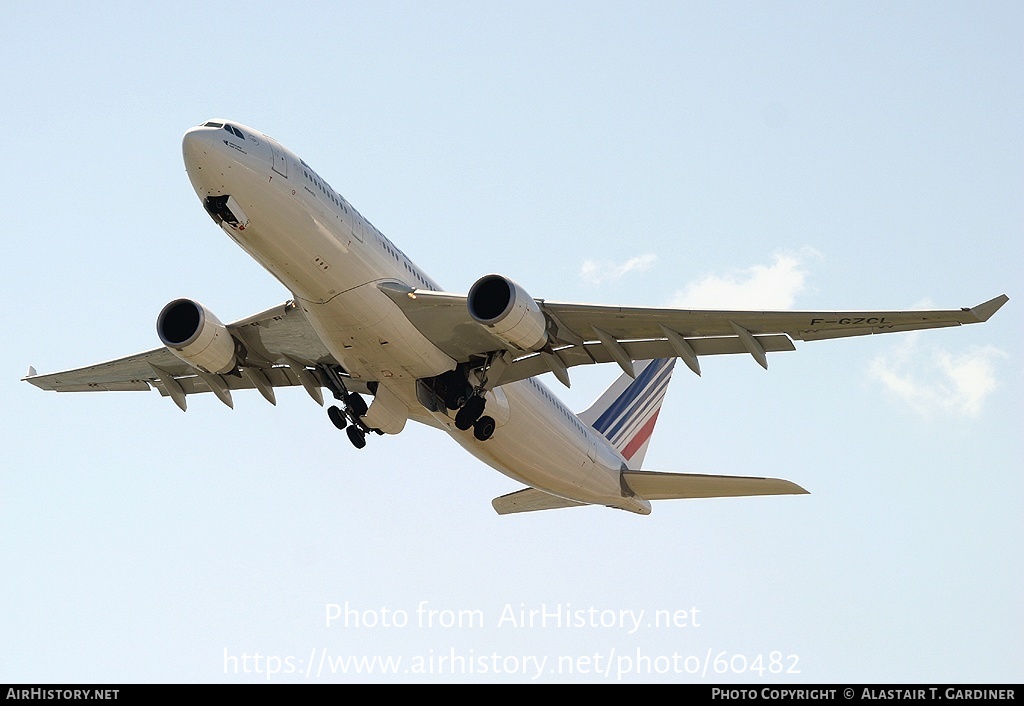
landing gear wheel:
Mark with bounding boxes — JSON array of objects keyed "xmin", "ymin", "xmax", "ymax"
[
  {"xmin": 455, "ymin": 395, "xmax": 486, "ymax": 431},
  {"xmin": 444, "ymin": 389, "xmax": 468, "ymax": 411},
  {"xmin": 473, "ymin": 415, "xmax": 496, "ymax": 441},
  {"xmin": 347, "ymin": 392, "xmax": 368, "ymax": 418},
  {"xmin": 346, "ymin": 425, "xmax": 366, "ymax": 449},
  {"xmin": 327, "ymin": 405, "xmax": 348, "ymax": 430}
]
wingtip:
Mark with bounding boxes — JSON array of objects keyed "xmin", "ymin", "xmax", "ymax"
[
  {"xmin": 968, "ymin": 294, "xmax": 1009, "ymax": 322},
  {"xmin": 773, "ymin": 478, "xmax": 811, "ymax": 495}
]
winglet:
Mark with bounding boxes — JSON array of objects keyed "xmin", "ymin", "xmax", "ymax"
[
  {"xmin": 26, "ymin": 366, "xmax": 37, "ymax": 379},
  {"xmin": 967, "ymin": 294, "xmax": 1009, "ymax": 323}
]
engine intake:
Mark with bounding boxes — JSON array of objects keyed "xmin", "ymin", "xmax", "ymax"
[
  {"xmin": 157, "ymin": 299, "xmax": 237, "ymax": 374},
  {"xmin": 467, "ymin": 274, "xmax": 547, "ymax": 352}
]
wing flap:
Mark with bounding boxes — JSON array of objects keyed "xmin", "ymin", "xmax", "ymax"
[
  {"xmin": 492, "ymin": 334, "xmax": 795, "ymax": 386},
  {"xmin": 797, "ymin": 320, "xmax": 960, "ymax": 341},
  {"xmin": 492, "ymin": 487, "xmax": 588, "ymax": 514},
  {"xmin": 622, "ymin": 470, "xmax": 809, "ymax": 500},
  {"xmin": 36, "ymin": 381, "xmax": 153, "ymax": 393},
  {"xmin": 150, "ymin": 366, "xmax": 301, "ymax": 397}
]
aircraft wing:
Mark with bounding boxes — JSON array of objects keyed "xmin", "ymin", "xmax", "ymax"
[
  {"xmin": 22, "ymin": 301, "xmax": 368, "ymax": 409},
  {"xmin": 379, "ymin": 283, "xmax": 1008, "ymax": 386}
]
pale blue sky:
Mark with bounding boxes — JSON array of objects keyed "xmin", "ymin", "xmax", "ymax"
[{"xmin": 2, "ymin": 2, "xmax": 1021, "ymax": 683}]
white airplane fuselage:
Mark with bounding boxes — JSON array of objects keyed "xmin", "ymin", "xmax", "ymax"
[{"xmin": 181, "ymin": 121, "xmax": 649, "ymax": 514}]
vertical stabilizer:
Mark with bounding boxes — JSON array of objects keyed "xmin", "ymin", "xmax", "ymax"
[{"xmin": 577, "ymin": 358, "xmax": 676, "ymax": 470}]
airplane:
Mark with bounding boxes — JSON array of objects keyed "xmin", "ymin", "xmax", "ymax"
[{"xmin": 24, "ymin": 119, "xmax": 1008, "ymax": 515}]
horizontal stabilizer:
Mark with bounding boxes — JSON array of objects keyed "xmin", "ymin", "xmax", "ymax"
[
  {"xmin": 492, "ymin": 488, "xmax": 588, "ymax": 515},
  {"xmin": 622, "ymin": 470, "xmax": 808, "ymax": 500}
]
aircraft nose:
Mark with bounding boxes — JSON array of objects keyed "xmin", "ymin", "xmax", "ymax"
[
  {"xmin": 182, "ymin": 124, "xmax": 219, "ymax": 167},
  {"xmin": 182, "ymin": 123, "xmax": 231, "ymax": 198}
]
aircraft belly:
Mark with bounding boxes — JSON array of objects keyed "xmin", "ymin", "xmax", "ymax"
[
  {"xmin": 444, "ymin": 382, "xmax": 625, "ymax": 506},
  {"xmin": 300, "ymin": 290, "xmax": 455, "ymax": 380},
  {"xmin": 215, "ymin": 174, "xmax": 454, "ymax": 380},
  {"xmin": 223, "ymin": 192, "xmax": 369, "ymax": 306}
]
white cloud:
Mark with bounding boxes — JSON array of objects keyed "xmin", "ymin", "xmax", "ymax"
[
  {"xmin": 580, "ymin": 253, "xmax": 657, "ymax": 285},
  {"xmin": 669, "ymin": 252, "xmax": 813, "ymax": 309},
  {"xmin": 868, "ymin": 334, "xmax": 1007, "ymax": 417}
]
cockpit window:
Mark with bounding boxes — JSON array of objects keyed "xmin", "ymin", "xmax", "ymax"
[
  {"xmin": 222, "ymin": 124, "xmax": 244, "ymax": 139},
  {"xmin": 204, "ymin": 121, "xmax": 224, "ymax": 128}
]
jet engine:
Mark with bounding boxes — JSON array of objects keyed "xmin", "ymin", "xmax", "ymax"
[
  {"xmin": 467, "ymin": 274, "xmax": 547, "ymax": 352},
  {"xmin": 157, "ymin": 298, "xmax": 237, "ymax": 374}
]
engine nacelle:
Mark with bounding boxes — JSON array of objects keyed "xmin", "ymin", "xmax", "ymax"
[
  {"xmin": 467, "ymin": 274, "xmax": 548, "ymax": 352},
  {"xmin": 157, "ymin": 298, "xmax": 237, "ymax": 375}
]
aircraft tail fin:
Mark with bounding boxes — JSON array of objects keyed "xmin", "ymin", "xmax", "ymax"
[{"xmin": 577, "ymin": 358, "xmax": 676, "ymax": 470}]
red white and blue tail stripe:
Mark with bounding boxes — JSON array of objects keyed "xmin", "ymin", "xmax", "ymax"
[{"xmin": 577, "ymin": 358, "xmax": 677, "ymax": 470}]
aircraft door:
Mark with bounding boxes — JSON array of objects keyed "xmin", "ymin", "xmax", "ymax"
[{"xmin": 269, "ymin": 140, "xmax": 288, "ymax": 178}]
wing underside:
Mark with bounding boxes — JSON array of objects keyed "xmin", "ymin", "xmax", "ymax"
[
  {"xmin": 22, "ymin": 301, "xmax": 372, "ymax": 407},
  {"xmin": 26, "ymin": 286, "xmax": 1008, "ymax": 408},
  {"xmin": 380, "ymin": 284, "xmax": 1008, "ymax": 386}
]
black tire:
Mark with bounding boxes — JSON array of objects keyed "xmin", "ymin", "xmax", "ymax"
[
  {"xmin": 346, "ymin": 425, "xmax": 366, "ymax": 449},
  {"xmin": 347, "ymin": 392, "xmax": 368, "ymax": 418},
  {"xmin": 327, "ymin": 405, "xmax": 348, "ymax": 430},
  {"xmin": 464, "ymin": 395, "xmax": 485, "ymax": 417},
  {"xmin": 473, "ymin": 415, "xmax": 496, "ymax": 441},
  {"xmin": 454, "ymin": 406, "xmax": 474, "ymax": 431},
  {"xmin": 455, "ymin": 396, "xmax": 485, "ymax": 430},
  {"xmin": 444, "ymin": 388, "xmax": 468, "ymax": 411}
]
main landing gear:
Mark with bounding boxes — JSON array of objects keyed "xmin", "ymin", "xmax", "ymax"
[
  {"xmin": 428, "ymin": 358, "xmax": 500, "ymax": 443},
  {"xmin": 454, "ymin": 393, "xmax": 495, "ymax": 442},
  {"xmin": 327, "ymin": 390, "xmax": 371, "ymax": 449},
  {"xmin": 454, "ymin": 394, "xmax": 485, "ymax": 431},
  {"xmin": 321, "ymin": 366, "xmax": 375, "ymax": 450}
]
